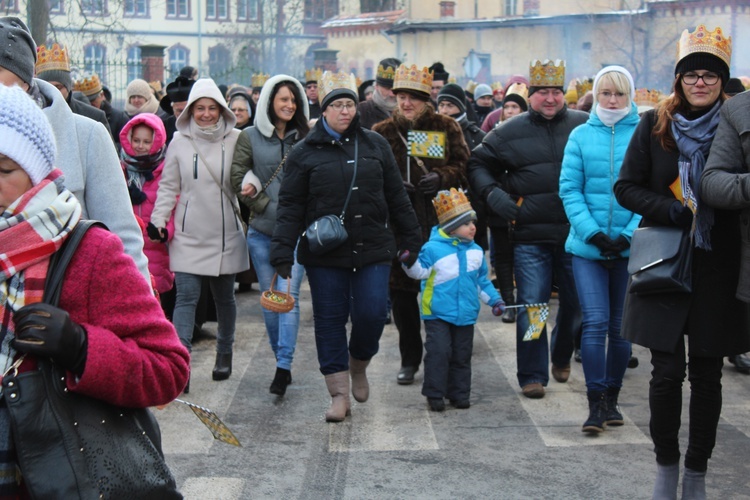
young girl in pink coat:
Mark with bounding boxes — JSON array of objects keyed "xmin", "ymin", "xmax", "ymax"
[{"xmin": 120, "ymin": 113, "xmax": 176, "ymax": 318}]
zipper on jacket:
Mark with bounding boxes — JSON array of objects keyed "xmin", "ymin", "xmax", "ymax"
[
  {"xmin": 193, "ymin": 154, "xmax": 198, "ymax": 179},
  {"xmin": 607, "ymin": 126, "xmax": 615, "ymax": 238},
  {"xmin": 182, "ymin": 200, "xmax": 189, "ymax": 232},
  {"xmin": 221, "ymin": 142, "xmax": 227, "ymax": 252}
]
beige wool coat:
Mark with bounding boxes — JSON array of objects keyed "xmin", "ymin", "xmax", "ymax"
[{"xmin": 151, "ymin": 78, "xmax": 250, "ymax": 276}]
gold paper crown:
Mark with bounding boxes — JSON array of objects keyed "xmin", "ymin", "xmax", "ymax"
[
  {"xmin": 74, "ymin": 74, "xmax": 102, "ymax": 97},
  {"xmin": 318, "ymin": 70, "xmax": 358, "ymax": 104},
  {"xmin": 529, "ymin": 59, "xmax": 565, "ymax": 88},
  {"xmin": 505, "ymin": 82, "xmax": 528, "ymax": 102},
  {"xmin": 377, "ymin": 63, "xmax": 396, "ymax": 82},
  {"xmin": 464, "ymin": 80, "xmax": 478, "ymax": 94},
  {"xmin": 305, "ymin": 68, "xmax": 323, "ymax": 83},
  {"xmin": 491, "ymin": 81, "xmax": 503, "ymax": 91},
  {"xmin": 393, "ymin": 64, "xmax": 433, "ymax": 95},
  {"xmin": 36, "ymin": 43, "xmax": 70, "ymax": 74},
  {"xmin": 676, "ymin": 24, "xmax": 731, "ymax": 69},
  {"xmin": 433, "ymin": 188, "xmax": 473, "ymax": 226},
  {"xmin": 448, "ymin": 76, "xmax": 457, "ymax": 84},
  {"xmin": 575, "ymin": 78, "xmax": 593, "ymax": 98},
  {"xmin": 251, "ymin": 73, "xmax": 269, "ymax": 88},
  {"xmin": 634, "ymin": 88, "xmax": 661, "ymax": 107}
]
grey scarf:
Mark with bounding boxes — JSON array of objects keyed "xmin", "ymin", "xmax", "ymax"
[{"xmin": 670, "ymin": 99, "xmax": 722, "ymax": 250}]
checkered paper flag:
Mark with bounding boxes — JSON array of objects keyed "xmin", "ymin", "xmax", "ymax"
[
  {"xmin": 407, "ymin": 130, "xmax": 446, "ymax": 159},
  {"xmin": 522, "ymin": 304, "xmax": 550, "ymax": 342},
  {"xmin": 174, "ymin": 399, "xmax": 241, "ymax": 447}
]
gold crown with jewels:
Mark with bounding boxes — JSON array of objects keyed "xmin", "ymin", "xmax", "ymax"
[
  {"xmin": 305, "ymin": 68, "xmax": 323, "ymax": 83},
  {"xmin": 318, "ymin": 70, "xmax": 358, "ymax": 103},
  {"xmin": 676, "ymin": 24, "xmax": 731, "ymax": 69},
  {"xmin": 393, "ymin": 64, "xmax": 433, "ymax": 95},
  {"xmin": 464, "ymin": 80, "xmax": 478, "ymax": 94},
  {"xmin": 575, "ymin": 78, "xmax": 593, "ymax": 97},
  {"xmin": 634, "ymin": 88, "xmax": 661, "ymax": 107},
  {"xmin": 377, "ymin": 63, "xmax": 396, "ymax": 82},
  {"xmin": 433, "ymin": 188, "xmax": 473, "ymax": 226},
  {"xmin": 529, "ymin": 59, "xmax": 565, "ymax": 88},
  {"xmin": 251, "ymin": 73, "xmax": 269, "ymax": 89},
  {"xmin": 36, "ymin": 43, "xmax": 70, "ymax": 73},
  {"xmin": 74, "ymin": 74, "xmax": 102, "ymax": 97}
]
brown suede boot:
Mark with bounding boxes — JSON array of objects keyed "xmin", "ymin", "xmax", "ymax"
[
  {"xmin": 349, "ymin": 355, "xmax": 371, "ymax": 403},
  {"xmin": 324, "ymin": 371, "xmax": 351, "ymax": 422}
]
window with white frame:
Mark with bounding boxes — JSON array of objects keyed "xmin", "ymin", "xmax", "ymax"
[
  {"xmin": 208, "ymin": 45, "xmax": 230, "ymax": 78},
  {"xmin": 0, "ymin": 0, "xmax": 19, "ymax": 13},
  {"xmin": 127, "ymin": 46, "xmax": 142, "ymax": 82},
  {"xmin": 169, "ymin": 45, "xmax": 189, "ymax": 78},
  {"xmin": 166, "ymin": 0, "xmax": 189, "ymax": 18},
  {"xmin": 48, "ymin": 0, "xmax": 64, "ymax": 14},
  {"xmin": 206, "ymin": 0, "xmax": 228, "ymax": 20},
  {"xmin": 81, "ymin": 0, "xmax": 106, "ymax": 15},
  {"xmin": 84, "ymin": 43, "xmax": 106, "ymax": 80},
  {"xmin": 124, "ymin": 0, "xmax": 148, "ymax": 17},
  {"xmin": 237, "ymin": 0, "xmax": 258, "ymax": 21},
  {"xmin": 504, "ymin": 0, "xmax": 516, "ymax": 16}
]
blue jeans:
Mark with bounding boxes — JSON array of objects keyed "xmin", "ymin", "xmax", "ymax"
[
  {"xmin": 306, "ymin": 264, "xmax": 390, "ymax": 375},
  {"xmin": 246, "ymin": 227, "xmax": 304, "ymax": 371},
  {"xmin": 514, "ymin": 244, "xmax": 580, "ymax": 387},
  {"xmin": 173, "ymin": 272, "xmax": 237, "ymax": 354},
  {"xmin": 572, "ymin": 256, "xmax": 631, "ymax": 392}
]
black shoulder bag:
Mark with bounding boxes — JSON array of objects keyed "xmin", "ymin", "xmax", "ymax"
[
  {"xmin": 304, "ymin": 138, "xmax": 358, "ymax": 255},
  {"xmin": 627, "ymin": 226, "xmax": 693, "ymax": 295},
  {"xmin": 2, "ymin": 220, "xmax": 182, "ymax": 500}
]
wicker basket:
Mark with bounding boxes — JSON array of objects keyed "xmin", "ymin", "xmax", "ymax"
[{"xmin": 260, "ymin": 273, "xmax": 295, "ymax": 313}]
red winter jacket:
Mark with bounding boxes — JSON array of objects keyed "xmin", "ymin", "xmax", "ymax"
[{"xmin": 59, "ymin": 226, "xmax": 189, "ymax": 407}]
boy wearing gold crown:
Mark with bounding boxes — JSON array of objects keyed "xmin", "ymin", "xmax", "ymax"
[{"xmin": 401, "ymin": 188, "xmax": 505, "ymax": 412}]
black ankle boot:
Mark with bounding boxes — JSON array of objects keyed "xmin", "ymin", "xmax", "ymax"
[
  {"xmin": 501, "ymin": 307, "xmax": 516, "ymax": 323},
  {"xmin": 582, "ymin": 390, "xmax": 607, "ymax": 433},
  {"xmin": 212, "ymin": 352, "xmax": 232, "ymax": 381},
  {"xmin": 269, "ymin": 367, "xmax": 292, "ymax": 396},
  {"xmin": 604, "ymin": 387, "xmax": 624, "ymax": 426}
]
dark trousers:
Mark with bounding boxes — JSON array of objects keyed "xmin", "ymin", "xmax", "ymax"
[
  {"xmin": 390, "ymin": 288, "xmax": 423, "ymax": 368},
  {"xmin": 422, "ymin": 319, "xmax": 474, "ymax": 401},
  {"xmin": 649, "ymin": 339, "xmax": 723, "ymax": 472},
  {"xmin": 490, "ymin": 226, "xmax": 515, "ymax": 305}
]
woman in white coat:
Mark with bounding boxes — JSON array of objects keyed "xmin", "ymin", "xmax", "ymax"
[{"xmin": 151, "ymin": 78, "xmax": 249, "ymax": 387}]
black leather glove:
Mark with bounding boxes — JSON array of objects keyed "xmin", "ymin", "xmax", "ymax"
[
  {"xmin": 669, "ymin": 201, "xmax": 693, "ymax": 229},
  {"xmin": 147, "ymin": 222, "xmax": 168, "ymax": 243},
  {"xmin": 403, "ymin": 181, "xmax": 416, "ymax": 194},
  {"xmin": 12, "ymin": 303, "xmax": 88, "ymax": 375},
  {"xmin": 486, "ymin": 187, "xmax": 520, "ymax": 221},
  {"xmin": 398, "ymin": 249, "xmax": 418, "ymax": 268},
  {"xmin": 275, "ymin": 263, "xmax": 292, "ymax": 280},
  {"xmin": 589, "ymin": 232, "xmax": 616, "ymax": 252},
  {"xmin": 612, "ymin": 235, "xmax": 630, "ymax": 252},
  {"xmin": 417, "ymin": 172, "xmax": 441, "ymax": 195}
]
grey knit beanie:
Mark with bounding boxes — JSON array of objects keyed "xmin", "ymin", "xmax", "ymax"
[
  {"xmin": 0, "ymin": 84, "xmax": 56, "ymax": 185},
  {"xmin": 0, "ymin": 16, "xmax": 37, "ymax": 86}
]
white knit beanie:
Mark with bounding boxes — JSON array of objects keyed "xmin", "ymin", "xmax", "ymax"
[{"xmin": 0, "ymin": 84, "xmax": 56, "ymax": 185}]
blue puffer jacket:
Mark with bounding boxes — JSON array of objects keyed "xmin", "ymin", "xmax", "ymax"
[
  {"xmin": 559, "ymin": 104, "xmax": 642, "ymax": 260},
  {"xmin": 403, "ymin": 226, "xmax": 501, "ymax": 326}
]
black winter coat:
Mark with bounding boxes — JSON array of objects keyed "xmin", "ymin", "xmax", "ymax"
[
  {"xmin": 614, "ymin": 108, "xmax": 750, "ymax": 356},
  {"xmin": 468, "ymin": 106, "xmax": 588, "ymax": 242},
  {"xmin": 358, "ymin": 98, "xmax": 392, "ymax": 130},
  {"xmin": 270, "ymin": 117, "xmax": 422, "ymax": 270}
]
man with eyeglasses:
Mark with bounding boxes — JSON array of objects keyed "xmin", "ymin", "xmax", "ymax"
[{"xmin": 468, "ymin": 59, "xmax": 588, "ymax": 399}]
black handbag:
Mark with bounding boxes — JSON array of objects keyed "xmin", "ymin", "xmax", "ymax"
[
  {"xmin": 305, "ymin": 138, "xmax": 358, "ymax": 256},
  {"xmin": 627, "ymin": 226, "xmax": 693, "ymax": 295},
  {"xmin": 2, "ymin": 220, "xmax": 182, "ymax": 500}
]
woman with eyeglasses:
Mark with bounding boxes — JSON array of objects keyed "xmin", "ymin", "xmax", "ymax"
[
  {"xmin": 270, "ymin": 71, "xmax": 421, "ymax": 422},
  {"xmin": 559, "ymin": 66, "xmax": 641, "ymax": 434},
  {"xmin": 614, "ymin": 26, "xmax": 750, "ymax": 499},
  {"xmin": 228, "ymin": 89, "xmax": 255, "ymax": 130},
  {"xmin": 230, "ymin": 75, "xmax": 309, "ymax": 397}
]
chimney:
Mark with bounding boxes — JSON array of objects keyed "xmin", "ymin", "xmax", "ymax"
[{"xmin": 440, "ymin": 1, "xmax": 455, "ymax": 19}]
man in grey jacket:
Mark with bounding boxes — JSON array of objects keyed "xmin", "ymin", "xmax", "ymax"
[
  {"xmin": 0, "ymin": 16, "xmax": 150, "ymax": 285},
  {"xmin": 701, "ymin": 89, "xmax": 750, "ymax": 373}
]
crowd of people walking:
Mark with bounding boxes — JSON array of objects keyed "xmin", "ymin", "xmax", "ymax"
[{"xmin": 2, "ymin": 13, "xmax": 750, "ymax": 499}]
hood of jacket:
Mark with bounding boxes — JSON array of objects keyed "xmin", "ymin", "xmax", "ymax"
[
  {"xmin": 176, "ymin": 78, "xmax": 236, "ymax": 137},
  {"xmin": 119, "ymin": 112, "xmax": 167, "ymax": 157},
  {"xmin": 429, "ymin": 225, "xmax": 473, "ymax": 248},
  {"xmin": 254, "ymin": 74, "xmax": 309, "ymax": 139}
]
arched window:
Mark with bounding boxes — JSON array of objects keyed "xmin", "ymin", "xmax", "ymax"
[
  {"xmin": 208, "ymin": 45, "xmax": 230, "ymax": 80},
  {"xmin": 127, "ymin": 45, "xmax": 142, "ymax": 82},
  {"xmin": 84, "ymin": 43, "xmax": 107, "ymax": 81},
  {"xmin": 168, "ymin": 45, "xmax": 190, "ymax": 79}
]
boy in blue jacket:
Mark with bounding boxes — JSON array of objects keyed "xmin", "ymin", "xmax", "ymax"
[{"xmin": 402, "ymin": 188, "xmax": 505, "ymax": 411}]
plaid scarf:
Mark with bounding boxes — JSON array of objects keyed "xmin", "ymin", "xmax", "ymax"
[{"xmin": 0, "ymin": 169, "xmax": 80, "ymax": 496}]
